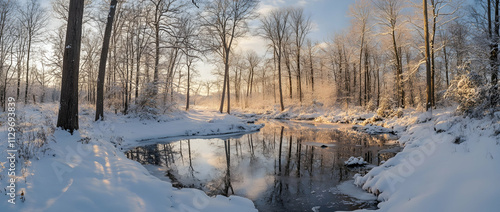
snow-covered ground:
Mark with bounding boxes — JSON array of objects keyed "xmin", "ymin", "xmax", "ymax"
[
  {"xmin": 238, "ymin": 104, "xmax": 500, "ymax": 211},
  {"xmin": 352, "ymin": 109, "xmax": 500, "ymax": 212},
  {"xmin": 0, "ymin": 103, "xmax": 261, "ymax": 212},
  {"xmin": 2, "ymin": 102, "xmax": 499, "ymax": 211}
]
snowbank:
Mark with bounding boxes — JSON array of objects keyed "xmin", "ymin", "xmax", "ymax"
[
  {"xmin": 0, "ymin": 103, "xmax": 261, "ymax": 211},
  {"xmin": 239, "ymin": 104, "xmax": 500, "ymax": 211},
  {"xmin": 353, "ymin": 109, "xmax": 500, "ymax": 211}
]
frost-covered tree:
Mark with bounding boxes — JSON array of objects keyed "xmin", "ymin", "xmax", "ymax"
[
  {"xmin": 261, "ymin": 8, "xmax": 290, "ymax": 111},
  {"xmin": 200, "ymin": 0, "xmax": 259, "ymax": 114}
]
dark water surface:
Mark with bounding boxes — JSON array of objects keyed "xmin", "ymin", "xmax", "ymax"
[{"xmin": 125, "ymin": 121, "xmax": 399, "ymax": 212}]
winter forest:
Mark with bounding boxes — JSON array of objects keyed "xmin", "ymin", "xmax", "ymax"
[{"xmin": 0, "ymin": 0, "xmax": 499, "ymax": 211}]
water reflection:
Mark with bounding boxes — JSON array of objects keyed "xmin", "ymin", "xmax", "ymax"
[{"xmin": 125, "ymin": 121, "xmax": 398, "ymax": 211}]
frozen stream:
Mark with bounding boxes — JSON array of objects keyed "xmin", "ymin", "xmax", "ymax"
[{"xmin": 125, "ymin": 120, "xmax": 400, "ymax": 211}]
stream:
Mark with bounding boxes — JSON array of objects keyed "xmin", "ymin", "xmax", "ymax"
[{"xmin": 125, "ymin": 120, "xmax": 400, "ymax": 211}]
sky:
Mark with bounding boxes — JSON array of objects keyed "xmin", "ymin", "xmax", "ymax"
[
  {"xmin": 236, "ymin": 0, "xmax": 353, "ymax": 58},
  {"xmin": 198, "ymin": 0, "xmax": 354, "ymax": 81},
  {"xmin": 33, "ymin": 0, "xmax": 354, "ymax": 83},
  {"xmin": 33, "ymin": 0, "xmax": 479, "ymax": 84}
]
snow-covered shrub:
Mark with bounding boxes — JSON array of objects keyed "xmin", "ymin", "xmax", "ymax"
[
  {"xmin": 362, "ymin": 115, "xmax": 383, "ymax": 126},
  {"xmin": 129, "ymin": 83, "xmax": 160, "ymax": 120},
  {"xmin": 415, "ymin": 98, "xmax": 425, "ymax": 112},
  {"xmin": 105, "ymin": 84, "xmax": 123, "ymax": 114},
  {"xmin": 377, "ymin": 98, "xmax": 392, "ymax": 118},
  {"xmin": 391, "ymin": 108, "xmax": 404, "ymax": 118},
  {"xmin": 366, "ymin": 99, "xmax": 377, "ymax": 111},
  {"xmin": 15, "ymin": 111, "xmax": 54, "ymax": 161},
  {"xmin": 445, "ymin": 70, "xmax": 499, "ymax": 117}
]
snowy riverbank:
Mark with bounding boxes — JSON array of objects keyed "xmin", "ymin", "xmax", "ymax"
[
  {"xmin": 238, "ymin": 104, "xmax": 500, "ymax": 211},
  {"xmin": 352, "ymin": 109, "xmax": 500, "ymax": 212},
  {"xmin": 0, "ymin": 103, "xmax": 262, "ymax": 212}
]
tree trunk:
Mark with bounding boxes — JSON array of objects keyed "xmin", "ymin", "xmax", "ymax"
[
  {"xmin": 365, "ymin": 47, "xmax": 369, "ymax": 106},
  {"xmin": 423, "ymin": 0, "xmax": 432, "ymax": 112},
  {"xmin": 246, "ymin": 68, "xmax": 251, "ymax": 97},
  {"xmin": 493, "ymin": 0, "xmax": 499, "ymax": 87},
  {"xmin": 278, "ymin": 50, "xmax": 284, "ymax": 111},
  {"xmin": 297, "ymin": 48, "xmax": 302, "ymax": 103},
  {"xmin": 226, "ymin": 61, "xmax": 231, "ymax": 114},
  {"xmin": 153, "ymin": 21, "xmax": 160, "ymax": 94},
  {"xmin": 219, "ymin": 66, "xmax": 227, "ymax": 113},
  {"xmin": 431, "ymin": 3, "xmax": 437, "ymax": 107},
  {"xmin": 377, "ymin": 64, "xmax": 380, "ymax": 107},
  {"xmin": 135, "ymin": 33, "xmax": 140, "ymax": 103},
  {"xmin": 57, "ymin": 0, "xmax": 84, "ymax": 133},
  {"xmin": 16, "ymin": 63, "xmax": 20, "ymax": 100},
  {"xmin": 95, "ymin": 0, "xmax": 117, "ymax": 121},
  {"xmin": 392, "ymin": 28, "xmax": 403, "ymax": 108},
  {"xmin": 358, "ymin": 33, "xmax": 365, "ymax": 107},
  {"xmin": 186, "ymin": 62, "xmax": 190, "ymax": 111},
  {"xmin": 284, "ymin": 49, "xmax": 292, "ymax": 99},
  {"xmin": 250, "ymin": 67, "xmax": 254, "ymax": 96},
  {"xmin": 25, "ymin": 37, "xmax": 31, "ymax": 104},
  {"xmin": 444, "ymin": 44, "xmax": 449, "ymax": 87}
]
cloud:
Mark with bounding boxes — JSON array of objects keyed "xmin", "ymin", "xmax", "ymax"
[
  {"xmin": 316, "ymin": 42, "xmax": 329, "ymax": 49},
  {"xmin": 258, "ymin": 3, "xmax": 278, "ymax": 16},
  {"xmin": 272, "ymin": 0, "xmax": 286, "ymax": 4},
  {"xmin": 297, "ymin": 0, "xmax": 308, "ymax": 6},
  {"xmin": 234, "ymin": 35, "xmax": 270, "ymax": 57}
]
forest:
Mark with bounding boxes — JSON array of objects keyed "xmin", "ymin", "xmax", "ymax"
[
  {"xmin": 0, "ymin": 0, "xmax": 498, "ymax": 121},
  {"xmin": 0, "ymin": 0, "xmax": 498, "ymax": 211}
]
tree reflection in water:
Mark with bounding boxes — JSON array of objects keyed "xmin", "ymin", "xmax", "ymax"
[{"xmin": 125, "ymin": 121, "xmax": 398, "ymax": 211}]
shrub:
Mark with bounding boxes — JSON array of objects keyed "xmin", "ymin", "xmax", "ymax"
[
  {"xmin": 445, "ymin": 70, "xmax": 499, "ymax": 117},
  {"xmin": 366, "ymin": 99, "xmax": 377, "ymax": 112},
  {"xmin": 129, "ymin": 83, "xmax": 160, "ymax": 120},
  {"xmin": 377, "ymin": 98, "xmax": 392, "ymax": 118}
]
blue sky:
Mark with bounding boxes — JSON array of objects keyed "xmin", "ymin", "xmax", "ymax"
[
  {"xmin": 259, "ymin": 0, "xmax": 353, "ymax": 41},
  {"xmin": 236, "ymin": 0, "xmax": 353, "ymax": 53},
  {"xmin": 207, "ymin": 0, "xmax": 354, "ymax": 81}
]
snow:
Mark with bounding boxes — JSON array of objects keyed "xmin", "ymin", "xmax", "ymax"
[
  {"xmin": 336, "ymin": 180, "xmax": 377, "ymax": 201},
  {"xmin": 0, "ymin": 103, "xmax": 261, "ymax": 211},
  {"xmin": 2, "ymin": 102, "xmax": 499, "ymax": 211},
  {"xmin": 311, "ymin": 206, "xmax": 321, "ymax": 212},
  {"xmin": 240, "ymin": 104, "xmax": 500, "ymax": 211},
  {"xmin": 353, "ymin": 109, "xmax": 500, "ymax": 211},
  {"xmin": 344, "ymin": 157, "xmax": 368, "ymax": 166}
]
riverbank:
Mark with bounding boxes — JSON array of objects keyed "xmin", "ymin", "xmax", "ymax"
[
  {"xmin": 234, "ymin": 105, "xmax": 500, "ymax": 211},
  {"xmin": 0, "ymin": 103, "xmax": 261, "ymax": 211}
]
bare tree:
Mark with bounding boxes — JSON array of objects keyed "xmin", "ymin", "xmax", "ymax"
[
  {"xmin": 290, "ymin": 7, "xmax": 311, "ymax": 103},
  {"xmin": 261, "ymin": 8, "xmax": 290, "ymax": 111},
  {"xmin": 148, "ymin": 0, "xmax": 183, "ymax": 95},
  {"xmin": 245, "ymin": 50, "xmax": 260, "ymax": 99},
  {"xmin": 179, "ymin": 16, "xmax": 200, "ymax": 111},
  {"xmin": 373, "ymin": 0, "xmax": 405, "ymax": 108},
  {"xmin": 200, "ymin": 0, "xmax": 259, "ymax": 114},
  {"xmin": 489, "ymin": 0, "xmax": 499, "ymax": 92},
  {"xmin": 306, "ymin": 39, "xmax": 315, "ymax": 95},
  {"xmin": 19, "ymin": 0, "xmax": 47, "ymax": 104},
  {"xmin": 0, "ymin": 0, "xmax": 16, "ymax": 110},
  {"xmin": 57, "ymin": 0, "xmax": 84, "ymax": 133},
  {"xmin": 351, "ymin": 0, "xmax": 371, "ymax": 107},
  {"xmin": 95, "ymin": 0, "xmax": 118, "ymax": 121},
  {"xmin": 423, "ymin": 0, "xmax": 432, "ymax": 112}
]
